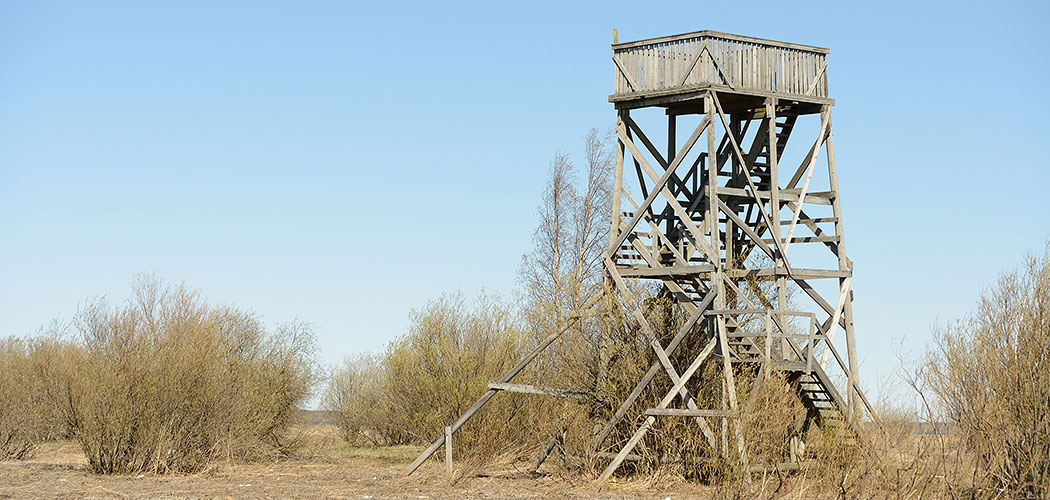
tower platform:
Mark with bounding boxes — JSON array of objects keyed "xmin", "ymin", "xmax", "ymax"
[{"xmin": 611, "ymin": 30, "xmax": 832, "ymax": 115}]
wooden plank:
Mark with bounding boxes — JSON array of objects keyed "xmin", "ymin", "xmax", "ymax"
[
  {"xmin": 727, "ymin": 267, "xmax": 850, "ymax": 280},
  {"xmin": 716, "ymin": 187, "xmax": 834, "ymax": 205},
  {"xmin": 444, "ymin": 426, "xmax": 453, "ymax": 474},
  {"xmin": 612, "ymin": 30, "xmax": 829, "ymax": 54},
  {"xmin": 710, "ymin": 92, "xmax": 789, "ymax": 268},
  {"xmin": 531, "ymin": 431, "xmax": 560, "ymax": 471},
  {"xmin": 597, "ymin": 335, "xmax": 718, "ymax": 482},
  {"xmin": 618, "ymin": 264, "xmax": 715, "ymax": 277},
  {"xmin": 823, "ymin": 117, "xmax": 863, "ymax": 421},
  {"xmin": 705, "ymin": 308, "xmax": 766, "ymax": 315},
  {"xmin": 805, "ymin": 58, "xmax": 828, "ymax": 96},
  {"xmin": 610, "ymin": 118, "xmax": 718, "ymax": 264},
  {"xmin": 784, "ymin": 107, "xmax": 831, "ymax": 252},
  {"xmin": 645, "ymin": 408, "xmax": 730, "ymax": 417},
  {"xmin": 487, "ymin": 382, "xmax": 589, "ymax": 399},
  {"xmin": 762, "ymin": 236, "xmax": 840, "ymax": 244},
  {"xmin": 608, "ymin": 80, "xmax": 836, "ymax": 107},
  {"xmin": 807, "ymin": 317, "xmax": 815, "ymax": 374},
  {"xmin": 819, "ymin": 276, "xmax": 852, "ymax": 368},
  {"xmin": 717, "ymin": 198, "xmax": 776, "ymax": 261},
  {"xmin": 609, "ymin": 111, "xmax": 627, "ymax": 243},
  {"xmin": 767, "ymin": 99, "xmax": 789, "ymax": 362},
  {"xmin": 612, "ymin": 54, "xmax": 640, "ymax": 91},
  {"xmin": 592, "ymin": 290, "xmax": 714, "ymax": 447},
  {"xmin": 780, "ymin": 217, "xmax": 836, "ymax": 224},
  {"xmin": 405, "ymin": 293, "xmax": 602, "ymax": 476},
  {"xmin": 764, "ymin": 310, "xmax": 773, "ymax": 375}
]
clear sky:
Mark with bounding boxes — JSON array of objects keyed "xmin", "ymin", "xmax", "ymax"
[{"xmin": 2, "ymin": 1, "xmax": 1048, "ymax": 400}]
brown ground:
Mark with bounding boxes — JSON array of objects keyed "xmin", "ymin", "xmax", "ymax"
[{"xmin": 0, "ymin": 426, "xmax": 712, "ymax": 500}]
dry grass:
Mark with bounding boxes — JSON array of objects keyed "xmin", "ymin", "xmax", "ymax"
[{"xmin": 0, "ymin": 424, "xmax": 717, "ymax": 499}]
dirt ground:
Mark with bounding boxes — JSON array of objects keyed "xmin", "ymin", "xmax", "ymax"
[{"xmin": 0, "ymin": 426, "xmax": 712, "ymax": 500}]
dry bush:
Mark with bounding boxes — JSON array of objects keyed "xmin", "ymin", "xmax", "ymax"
[
  {"xmin": 0, "ymin": 336, "xmax": 72, "ymax": 459},
  {"xmin": 924, "ymin": 242, "xmax": 1050, "ymax": 497},
  {"xmin": 736, "ymin": 371, "xmax": 806, "ymax": 468},
  {"xmin": 796, "ymin": 244, "xmax": 1050, "ymax": 499},
  {"xmin": 326, "ymin": 291, "xmax": 539, "ymax": 461},
  {"xmin": 383, "ymin": 292, "xmax": 534, "ymax": 457},
  {"xmin": 322, "ymin": 354, "xmax": 407, "ymax": 445},
  {"xmin": 50, "ymin": 275, "xmax": 318, "ymax": 474}
]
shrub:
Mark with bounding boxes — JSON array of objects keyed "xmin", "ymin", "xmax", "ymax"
[
  {"xmin": 322, "ymin": 354, "xmax": 406, "ymax": 445},
  {"xmin": 381, "ymin": 292, "xmax": 533, "ymax": 453},
  {"xmin": 325, "ymin": 291, "xmax": 545, "ymax": 460},
  {"xmin": 0, "ymin": 337, "xmax": 70, "ymax": 459},
  {"xmin": 925, "ymin": 242, "xmax": 1050, "ymax": 497},
  {"xmin": 54, "ymin": 275, "xmax": 317, "ymax": 474}
]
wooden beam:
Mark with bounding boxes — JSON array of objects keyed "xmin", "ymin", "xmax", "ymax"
[
  {"xmin": 784, "ymin": 107, "xmax": 830, "ymax": 253},
  {"xmin": 645, "ymin": 408, "xmax": 730, "ymax": 417},
  {"xmin": 404, "ymin": 293, "xmax": 602, "ymax": 476},
  {"xmin": 618, "ymin": 264, "xmax": 715, "ymax": 277},
  {"xmin": 611, "ymin": 118, "xmax": 719, "ymax": 264},
  {"xmin": 710, "ymin": 92, "xmax": 789, "ymax": 270},
  {"xmin": 598, "ymin": 335, "xmax": 718, "ymax": 482},
  {"xmin": 612, "ymin": 54, "xmax": 639, "ymax": 91},
  {"xmin": 592, "ymin": 290, "xmax": 715, "ymax": 447},
  {"xmin": 444, "ymin": 426, "xmax": 453, "ymax": 474},
  {"xmin": 487, "ymin": 382, "xmax": 589, "ymax": 399},
  {"xmin": 819, "ymin": 277, "xmax": 852, "ymax": 368}
]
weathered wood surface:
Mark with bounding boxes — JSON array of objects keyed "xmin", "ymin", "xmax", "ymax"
[
  {"xmin": 612, "ymin": 31, "xmax": 830, "ymax": 104},
  {"xmin": 599, "ymin": 82, "xmax": 875, "ymax": 479},
  {"xmin": 444, "ymin": 426, "xmax": 453, "ymax": 474},
  {"xmin": 487, "ymin": 382, "xmax": 589, "ymax": 399}
]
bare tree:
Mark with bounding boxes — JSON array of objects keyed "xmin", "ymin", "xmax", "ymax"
[{"xmin": 519, "ymin": 128, "xmax": 614, "ymax": 325}]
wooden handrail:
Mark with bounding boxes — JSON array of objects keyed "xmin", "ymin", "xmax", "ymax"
[
  {"xmin": 612, "ymin": 31, "xmax": 830, "ymax": 100},
  {"xmin": 612, "ymin": 30, "xmax": 829, "ymax": 54}
]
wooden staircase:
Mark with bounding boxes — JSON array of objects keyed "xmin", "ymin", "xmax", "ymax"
[{"xmin": 724, "ymin": 316, "xmax": 848, "ymax": 428}]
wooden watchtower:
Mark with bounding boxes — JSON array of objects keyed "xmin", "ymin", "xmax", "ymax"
[
  {"xmin": 594, "ymin": 30, "xmax": 874, "ymax": 479},
  {"xmin": 405, "ymin": 30, "xmax": 874, "ymax": 480}
]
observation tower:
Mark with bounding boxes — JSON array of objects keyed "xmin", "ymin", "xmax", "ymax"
[{"xmin": 407, "ymin": 30, "xmax": 873, "ymax": 480}]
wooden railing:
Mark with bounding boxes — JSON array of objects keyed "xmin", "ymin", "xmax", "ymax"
[{"xmin": 612, "ymin": 31, "xmax": 829, "ymax": 100}]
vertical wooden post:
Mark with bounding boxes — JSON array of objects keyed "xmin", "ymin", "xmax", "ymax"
[
  {"xmin": 807, "ymin": 316, "xmax": 815, "ymax": 374},
  {"xmin": 764, "ymin": 310, "xmax": 772, "ymax": 376},
  {"xmin": 667, "ymin": 111, "xmax": 677, "ymax": 163},
  {"xmin": 666, "ymin": 111, "xmax": 677, "ymax": 237},
  {"xmin": 444, "ymin": 426, "xmax": 453, "ymax": 474},
  {"xmin": 824, "ymin": 114, "xmax": 861, "ymax": 421},
  {"xmin": 704, "ymin": 92, "xmax": 721, "ymax": 299},
  {"xmin": 766, "ymin": 98, "xmax": 789, "ymax": 361},
  {"xmin": 609, "ymin": 110, "xmax": 627, "ymax": 243}
]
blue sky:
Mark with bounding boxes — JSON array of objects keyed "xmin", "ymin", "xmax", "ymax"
[{"xmin": 2, "ymin": 1, "xmax": 1048, "ymax": 400}]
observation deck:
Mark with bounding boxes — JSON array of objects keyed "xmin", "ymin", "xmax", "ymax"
[{"xmin": 611, "ymin": 30, "xmax": 832, "ymax": 113}]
